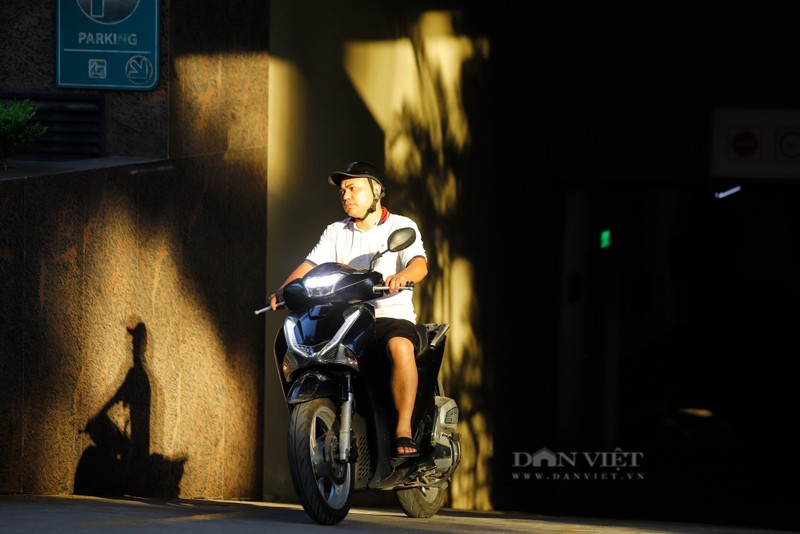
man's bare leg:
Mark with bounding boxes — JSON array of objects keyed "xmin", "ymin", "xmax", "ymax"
[{"xmin": 388, "ymin": 336, "xmax": 418, "ymax": 455}]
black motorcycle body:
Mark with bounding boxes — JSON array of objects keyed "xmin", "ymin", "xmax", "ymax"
[{"xmin": 263, "ymin": 228, "xmax": 461, "ymax": 525}]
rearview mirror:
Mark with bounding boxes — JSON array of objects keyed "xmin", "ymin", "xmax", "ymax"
[
  {"xmin": 387, "ymin": 227, "xmax": 416, "ymax": 252},
  {"xmin": 369, "ymin": 227, "xmax": 416, "ymax": 270}
]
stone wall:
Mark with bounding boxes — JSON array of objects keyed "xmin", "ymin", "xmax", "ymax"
[
  {"xmin": 0, "ymin": 155, "xmax": 266, "ymax": 498},
  {"xmin": 0, "ymin": 0, "xmax": 269, "ymax": 499}
]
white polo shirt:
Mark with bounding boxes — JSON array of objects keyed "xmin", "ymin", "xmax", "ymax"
[{"xmin": 305, "ymin": 208, "xmax": 427, "ymax": 323}]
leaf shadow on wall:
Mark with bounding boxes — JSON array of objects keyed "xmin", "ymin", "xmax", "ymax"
[{"xmin": 73, "ymin": 321, "xmax": 187, "ymax": 498}]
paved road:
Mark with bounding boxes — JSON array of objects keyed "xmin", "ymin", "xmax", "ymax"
[{"xmin": 0, "ymin": 495, "xmax": 795, "ymax": 533}]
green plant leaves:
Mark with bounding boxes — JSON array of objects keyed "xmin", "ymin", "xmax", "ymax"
[{"xmin": 0, "ymin": 99, "xmax": 48, "ymax": 170}]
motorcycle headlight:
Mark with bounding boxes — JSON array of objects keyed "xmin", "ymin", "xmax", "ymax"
[{"xmin": 304, "ymin": 272, "xmax": 346, "ymax": 298}]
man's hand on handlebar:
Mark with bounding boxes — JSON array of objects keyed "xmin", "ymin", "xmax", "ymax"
[
  {"xmin": 383, "ymin": 274, "xmax": 415, "ymax": 293},
  {"xmin": 255, "ymin": 290, "xmax": 284, "ymax": 315},
  {"xmin": 269, "ymin": 288, "xmax": 285, "ymax": 310}
]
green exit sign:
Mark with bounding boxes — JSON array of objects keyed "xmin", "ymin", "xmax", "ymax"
[
  {"xmin": 57, "ymin": 0, "xmax": 160, "ymax": 91},
  {"xmin": 600, "ymin": 229, "xmax": 611, "ymax": 249}
]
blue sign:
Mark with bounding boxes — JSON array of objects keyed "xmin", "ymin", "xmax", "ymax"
[{"xmin": 57, "ymin": 0, "xmax": 160, "ymax": 91}]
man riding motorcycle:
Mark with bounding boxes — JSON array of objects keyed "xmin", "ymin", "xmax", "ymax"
[{"xmin": 268, "ymin": 161, "xmax": 428, "ymax": 458}]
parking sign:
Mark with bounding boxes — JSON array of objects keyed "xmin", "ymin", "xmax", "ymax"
[{"xmin": 57, "ymin": 0, "xmax": 160, "ymax": 91}]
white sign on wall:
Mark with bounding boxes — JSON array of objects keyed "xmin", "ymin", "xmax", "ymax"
[{"xmin": 711, "ymin": 109, "xmax": 800, "ymax": 178}]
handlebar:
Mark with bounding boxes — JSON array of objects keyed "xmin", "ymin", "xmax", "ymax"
[
  {"xmin": 254, "ymin": 302, "xmax": 284, "ymax": 315},
  {"xmin": 255, "ymin": 282, "xmax": 413, "ymax": 315},
  {"xmin": 373, "ymin": 282, "xmax": 414, "ymax": 292}
]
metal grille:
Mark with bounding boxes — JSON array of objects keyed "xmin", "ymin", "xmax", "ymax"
[
  {"xmin": 1, "ymin": 93, "xmax": 104, "ymax": 160},
  {"xmin": 355, "ymin": 434, "xmax": 371, "ymax": 482}
]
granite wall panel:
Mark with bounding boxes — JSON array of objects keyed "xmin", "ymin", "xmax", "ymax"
[
  {"xmin": 2, "ymin": 0, "xmax": 268, "ymax": 501},
  {"xmin": 0, "ymin": 152, "xmax": 266, "ymax": 498},
  {"xmin": 0, "ymin": 179, "xmax": 25, "ymax": 493}
]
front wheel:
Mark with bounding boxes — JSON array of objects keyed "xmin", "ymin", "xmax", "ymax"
[
  {"xmin": 287, "ymin": 398, "xmax": 354, "ymax": 525},
  {"xmin": 395, "ymin": 485, "xmax": 446, "ymax": 518}
]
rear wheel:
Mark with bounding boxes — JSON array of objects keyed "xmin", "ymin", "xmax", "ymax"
[
  {"xmin": 395, "ymin": 485, "xmax": 446, "ymax": 518},
  {"xmin": 287, "ymin": 398, "xmax": 354, "ymax": 525}
]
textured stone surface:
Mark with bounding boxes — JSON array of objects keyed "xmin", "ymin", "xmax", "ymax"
[
  {"xmin": 0, "ymin": 154, "xmax": 266, "ymax": 498},
  {"xmin": 0, "ymin": 179, "xmax": 25, "ymax": 493},
  {"xmin": 1, "ymin": 0, "xmax": 268, "ymax": 499}
]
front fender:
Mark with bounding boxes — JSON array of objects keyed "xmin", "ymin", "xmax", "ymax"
[{"xmin": 287, "ymin": 370, "xmax": 348, "ymax": 405}]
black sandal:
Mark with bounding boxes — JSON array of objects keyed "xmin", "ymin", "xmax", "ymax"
[{"xmin": 393, "ymin": 436, "xmax": 419, "ymax": 458}]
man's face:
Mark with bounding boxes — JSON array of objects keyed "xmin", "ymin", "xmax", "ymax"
[{"xmin": 339, "ymin": 177, "xmax": 378, "ymax": 218}]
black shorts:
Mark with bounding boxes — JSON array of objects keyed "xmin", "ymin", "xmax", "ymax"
[{"xmin": 375, "ymin": 317, "xmax": 420, "ymax": 355}]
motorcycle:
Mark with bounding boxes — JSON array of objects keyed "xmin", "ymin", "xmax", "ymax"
[{"xmin": 256, "ymin": 227, "xmax": 462, "ymax": 525}]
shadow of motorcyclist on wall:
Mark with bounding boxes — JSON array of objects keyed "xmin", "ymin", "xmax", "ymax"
[{"xmin": 74, "ymin": 320, "xmax": 187, "ymax": 498}]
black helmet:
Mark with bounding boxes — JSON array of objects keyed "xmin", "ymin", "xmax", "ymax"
[{"xmin": 328, "ymin": 161, "xmax": 385, "ymax": 189}]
